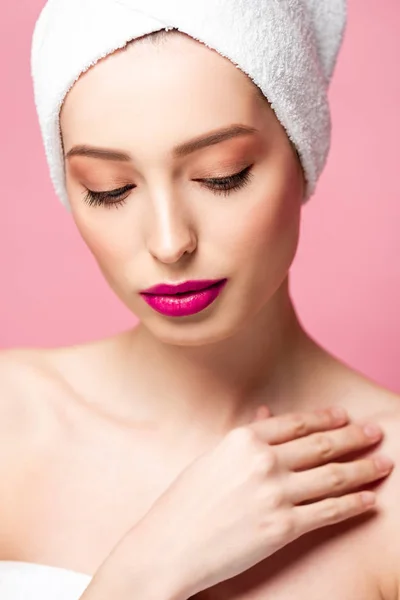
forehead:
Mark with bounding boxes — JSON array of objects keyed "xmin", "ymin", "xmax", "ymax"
[{"xmin": 60, "ymin": 32, "xmax": 269, "ymax": 152}]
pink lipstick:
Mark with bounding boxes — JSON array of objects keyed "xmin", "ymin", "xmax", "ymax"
[{"xmin": 140, "ymin": 279, "xmax": 228, "ymax": 317}]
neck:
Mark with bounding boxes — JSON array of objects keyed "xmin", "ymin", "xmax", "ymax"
[{"xmin": 119, "ymin": 277, "xmax": 321, "ymax": 434}]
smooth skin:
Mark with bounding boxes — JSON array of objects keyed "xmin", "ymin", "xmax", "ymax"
[
  {"xmin": 83, "ymin": 407, "xmax": 393, "ymax": 599},
  {"xmin": 2, "ymin": 29, "xmax": 400, "ymax": 600}
]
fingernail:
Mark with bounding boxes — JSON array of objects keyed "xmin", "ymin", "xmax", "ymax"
[
  {"xmin": 374, "ymin": 456, "xmax": 394, "ymax": 472},
  {"xmin": 361, "ymin": 491, "xmax": 376, "ymax": 507},
  {"xmin": 330, "ymin": 406, "xmax": 347, "ymax": 420},
  {"xmin": 258, "ymin": 406, "xmax": 270, "ymax": 418},
  {"xmin": 363, "ymin": 424, "xmax": 383, "ymax": 439}
]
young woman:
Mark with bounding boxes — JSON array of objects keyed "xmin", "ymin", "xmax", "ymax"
[{"xmin": 1, "ymin": 2, "xmax": 399, "ymax": 599}]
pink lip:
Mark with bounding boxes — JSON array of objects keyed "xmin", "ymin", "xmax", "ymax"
[
  {"xmin": 140, "ymin": 279, "xmax": 228, "ymax": 317},
  {"xmin": 142, "ymin": 279, "xmax": 224, "ymax": 295}
]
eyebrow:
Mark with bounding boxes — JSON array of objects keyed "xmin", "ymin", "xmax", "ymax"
[{"xmin": 64, "ymin": 124, "xmax": 258, "ymax": 162}]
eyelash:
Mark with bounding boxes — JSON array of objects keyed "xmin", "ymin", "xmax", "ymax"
[{"xmin": 82, "ymin": 165, "xmax": 254, "ymax": 209}]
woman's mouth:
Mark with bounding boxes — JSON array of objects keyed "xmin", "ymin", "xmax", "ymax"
[{"xmin": 140, "ymin": 279, "xmax": 228, "ymax": 317}]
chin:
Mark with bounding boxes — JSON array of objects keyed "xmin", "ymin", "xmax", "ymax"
[
  {"xmin": 145, "ymin": 325, "xmax": 237, "ymax": 348},
  {"xmin": 137, "ymin": 302, "xmax": 258, "ymax": 347}
]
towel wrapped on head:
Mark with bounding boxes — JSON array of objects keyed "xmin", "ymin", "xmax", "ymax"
[{"xmin": 31, "ymin": 0, "xmax": 347, "ymax": 210}]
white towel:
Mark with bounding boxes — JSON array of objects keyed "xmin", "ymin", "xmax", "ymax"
[{"xmin": 31, "ymin": 0, "xmax": 347, "ymax": 211}]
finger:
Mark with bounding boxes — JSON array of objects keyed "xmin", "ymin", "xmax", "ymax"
[
  {"xmin": 249, "ymin": 407, "xmax": 348, "ymax": 445},
  {"xmin": 252, "ymin": 405, "xmax": 271, "ymax": 421},
  {"xmin": 292, "ymin": 490, "xmax": 378, "ymax": 539},
  {"xmin": 286, "ymin": 454, "xmax": 394, "ymax": 505},
  {"xmin": 276, "ymin": 422, "xmax": 383, "ymax": 471}
]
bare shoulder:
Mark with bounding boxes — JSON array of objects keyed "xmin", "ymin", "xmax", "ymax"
[
  {"xmin": 0, "ymin": 347, "xmax": 49, "ymax": 424},
  {"xmin": 0, "ymin": 345, "xmax": 55, "ymax": 382},
  {"xmin": 0, "ymin": 348, "xmax": 64, "ymax": 441},
  {"xmin": 334, "ymin": 368, "xmax": 400, "ymax": 511},
  {"xmin": 0, "ymin": 344, "xmax": 95, "ymax": 445},
  {"xmin": 0, "ymin": 348, "xmax": 81, "ymax": 551},
  {"xmin": 321, "ymin": 363, "xmax": 400, "ymax": 598},
  {"xmin": 349, "ymin": 383, "xmax": 400, "ymax": 600},
  {"xmin": 0, "ymin": 349, "xmax": 58, "ymax": 514},
  {"xmin": 0, "ymin": 335, "xmax": 122, "ymax": 436}
]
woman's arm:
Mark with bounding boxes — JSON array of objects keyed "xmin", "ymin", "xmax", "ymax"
[
  {"xmin": 80, "ymin": 571, "xmax": 186, "ymax": 600},
  {"xmin": 79, "ymin": 525, "xmax": 190, "ymax": 600}
]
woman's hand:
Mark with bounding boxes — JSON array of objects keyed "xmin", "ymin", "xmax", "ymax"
[{"xmin": 114, "ymin": 406, "xmax": 393, "ymax": 599}]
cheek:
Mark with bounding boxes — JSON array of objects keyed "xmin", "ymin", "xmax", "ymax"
[
  {"xmin": 70, "ymin": 207, "xmax": 136, "ymax": 284},
  {"xmin": 67, "ymin": 178, "xmax": 139, "ymax": 268},
  {"xmin": 226, "ymin": 179, "xmax": 301, "ymax": 284}
]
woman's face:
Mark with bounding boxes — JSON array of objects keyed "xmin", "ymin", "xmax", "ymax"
[{"xmin": 60, "ymin": 32, "xmax": 305, "ymax": 346}]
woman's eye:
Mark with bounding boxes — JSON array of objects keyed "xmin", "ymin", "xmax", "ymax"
[
  {"xmin": 82, "ymin": 165, "xmax": 254, "ymax": 208},
  {"xmin": 196, "ymin": 165, "xmax": 254, "ymax": 196},
  {"xmin": 83, "ymin": 184, "xmax": 135, "ymax": 208}
]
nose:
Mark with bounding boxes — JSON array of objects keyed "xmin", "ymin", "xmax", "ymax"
[{"xmin": 146, "ymin": 196, "xmax": 197, "ymax": 264}]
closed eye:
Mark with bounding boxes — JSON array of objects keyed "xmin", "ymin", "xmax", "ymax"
[
  {"xmin": 82, "ymin": 164, "xmax": 254, "ymax": 209},
  {"xmin": 194, "ymin": 165, "xmax": 254, "ymax": 195}
]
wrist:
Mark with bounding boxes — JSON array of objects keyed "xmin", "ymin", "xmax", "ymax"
[
  {"xmin": 94, "ymin": 526, "xmax": 193, "ymax": 600},
  {"xmin": 82, "ymin": 562, "xmax": 188, "ymax": 600}
]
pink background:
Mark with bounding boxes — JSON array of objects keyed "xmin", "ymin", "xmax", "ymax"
[{"xmin": 1, "ymin": 1, "xmax": 399, "ymax": 392}]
